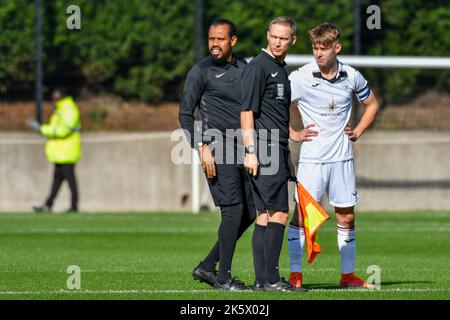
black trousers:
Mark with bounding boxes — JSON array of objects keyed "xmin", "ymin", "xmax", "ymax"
[{"xmin": 45, "ymin": 163, "xmax": 78, "ymax": 210}]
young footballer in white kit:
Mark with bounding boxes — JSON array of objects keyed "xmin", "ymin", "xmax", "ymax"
[{"xmin": 287, "ymin": 23, "xmax": 379, "ymax": 288}]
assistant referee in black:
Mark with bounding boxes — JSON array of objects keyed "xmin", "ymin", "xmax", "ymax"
[
  {"xmin": 179, "ymin": 19, "xmax": 255, "ymax": 291},
  {"xmin": 241, "ymin": 16, "xmax": 307, "ymax": 292}
]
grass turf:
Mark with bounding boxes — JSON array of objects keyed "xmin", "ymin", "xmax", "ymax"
[{"xmin": 0, "ymin": 211, "xmax": 449, "ymax": 300}]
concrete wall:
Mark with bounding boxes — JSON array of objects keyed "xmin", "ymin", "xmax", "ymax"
[
  {"xmin": 0, "ymin": 131, "xmax": 449, "ymax": 212},
  {"xmin": 353, "ymin": 131, "xmax": 450, "ymax": 211},
  {"xmin": 0, "ymin": 132, "xmax": 198, "ymax": 212}
]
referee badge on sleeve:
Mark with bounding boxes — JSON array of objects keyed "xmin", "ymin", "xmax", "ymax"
[{"xmin": 276, "ymin": 83, "xmax": 284, "ymax": 100}]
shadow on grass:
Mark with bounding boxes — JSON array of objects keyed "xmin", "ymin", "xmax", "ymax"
[
  {"xmin": 303, "ymin": 284, "xmax": 341, "ymax": 290},
  {"xmin": 303, "ymin": 280, "xmax": 434, "ymax": 290},
  {"xmin": 377, "ymin": 281, "xmax": 434, "ymax": 286}
]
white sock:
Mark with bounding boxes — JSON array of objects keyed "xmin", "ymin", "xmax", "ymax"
[
  {"xmin": 337, "ymin": 224, "xmax": 356, "ymax": 274},
  {"xmin": 288, "ymin": 224, "xmax": 305, "ymax": 273}
]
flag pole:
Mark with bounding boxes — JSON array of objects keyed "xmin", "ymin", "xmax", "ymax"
[{"xmin": 35, "ymin": 0, "xmax": 43, "ymax": 124}]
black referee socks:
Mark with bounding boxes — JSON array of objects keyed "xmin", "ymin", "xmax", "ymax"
[
  {"xmin": 201, "ymin": 204, "xmax": 256, "ymax": 274},
  {"xmin": 216, "ymin": 204, "xmax": 244, "ymax": 284},
  {"xmin": 252, "ymin": 223, "xmax": 267, "ymax": 283},
  {"xmin": 264, "ymin": 222, "xmax": 286, "ymax": 284}
]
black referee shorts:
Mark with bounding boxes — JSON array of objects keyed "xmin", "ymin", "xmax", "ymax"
[
  {"xmin": 206, "ymin": 163, "xmax": 254, "ymax": 207},
  {"xmin": 250, "ymin": 142, "xmax": 290, "ymax": 212}
]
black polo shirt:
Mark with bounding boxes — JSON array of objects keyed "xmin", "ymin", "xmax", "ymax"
[
  {"xmin": 179, "ymin": 55, "xmax": 247, "ymax": 149},
  {"xmin": 241, "ymin": 50, "xmax": 291, "ymax": 144}
]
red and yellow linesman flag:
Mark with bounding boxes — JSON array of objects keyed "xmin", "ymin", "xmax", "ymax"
[{"xmin": 296, "ymin": 181, "xmax": 330, "ymax": 264}]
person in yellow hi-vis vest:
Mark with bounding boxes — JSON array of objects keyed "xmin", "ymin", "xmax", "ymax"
[{"xmin": 28, "ymin": 88, "xmax": 82, "ymax": 213}]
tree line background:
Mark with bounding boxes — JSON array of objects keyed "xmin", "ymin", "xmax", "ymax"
[{"xmin": 1, "ymin": 0, "xmax": 449, "ymax": 106}]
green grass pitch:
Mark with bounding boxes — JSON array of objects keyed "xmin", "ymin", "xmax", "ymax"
[{"xmin": 0, "ymin": 211, "xmax": 448, "ymax": 300}]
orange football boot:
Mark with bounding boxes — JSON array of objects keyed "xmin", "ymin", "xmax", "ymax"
[
  {"xmin": 289, "ymin": 272, "xmax": 303, "ymax": 288},
  {"xmin": 340, "ymin": 272, "xmax": 374, "ymax": 289}
]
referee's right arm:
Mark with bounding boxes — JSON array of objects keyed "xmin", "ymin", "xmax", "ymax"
[{"xmin": 179, "ymin": 65, "xmax": 205, "ymax": 149}]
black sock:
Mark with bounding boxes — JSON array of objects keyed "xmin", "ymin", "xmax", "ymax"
[
  {"xmin": 200, "ymin": 242, "xmax": 219, "ymax": 272},
  {"xmin": 237, "ymin": 204, "xmax": 256, "ymax": 239},
  {"xmin": 201, "ymin": 205, "xmax": 255, "ymax": 273},
  {"xmin": 216, "ymin": 204, "xmax": 243, "ymax": 284},
  {"xmin": 252, "ymin": 223, "xmax": 267, "ymax": 283},
  {"xmin": 265, "ymin": 222, "xmax": 286, "ymax": 284}
]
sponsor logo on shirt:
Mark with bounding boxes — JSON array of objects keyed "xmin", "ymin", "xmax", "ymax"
[
  {"xmin": 215, "ymin": 72, "xmax": 225, "ymax": 78},
  {"xmin": 328, "ymin": 97, "xmax": 336, "ymax": 112},
  {"xmin": 321, "ymin": 112, "xmax": 343, "ymax": 117},
  {"xmin": 271, "ymin": 72, "xmax": 278, "ymax": 77},
  {"xmin": 320, "ymin": 98, "xmax": 343, "ymax": 117}
]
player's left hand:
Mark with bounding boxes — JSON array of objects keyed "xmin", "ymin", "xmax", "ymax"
[{"xmin": 344, "ymin": 124, "xmax": 360, "ymax": 142}]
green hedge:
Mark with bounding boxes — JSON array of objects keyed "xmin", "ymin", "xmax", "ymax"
[{"xmin": 0, "ymin": 0, "xmax": 448, "ymax": 104}]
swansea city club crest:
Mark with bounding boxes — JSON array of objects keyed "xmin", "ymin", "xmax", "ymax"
[{"xmin": 328, "ymin": 97, "xmax": 336, "ymax": 112}]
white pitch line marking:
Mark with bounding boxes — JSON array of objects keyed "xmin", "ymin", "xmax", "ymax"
[{"xmin": 0, "ymin": 288, "xmax": 448, "ymax": 295}]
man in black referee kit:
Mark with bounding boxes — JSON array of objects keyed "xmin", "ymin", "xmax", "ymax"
[
  {"xmin": 241, "ymin": 16, "xmax": 307, "ymax": 292},
  {"xmin": 179, "ymin": 19, "xmax": 255, "ymax": 291}
]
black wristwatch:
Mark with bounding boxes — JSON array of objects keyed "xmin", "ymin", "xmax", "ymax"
[{"xmin": 245, "ymin": 145, "xmax": 256, "ymax": 154}]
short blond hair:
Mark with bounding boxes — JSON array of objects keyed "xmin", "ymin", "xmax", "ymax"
[
  {"xmin": 269, "ymin": 16, "xmax": 297, "ymax": 36},
  {"xmin": 308, "ymin": 23, "xmax": 340, "ymax": 48}
]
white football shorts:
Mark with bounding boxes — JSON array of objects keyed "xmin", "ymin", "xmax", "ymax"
[{"xmin": 294, "ymin": 160, "xmax": 359, "ymax": 208}]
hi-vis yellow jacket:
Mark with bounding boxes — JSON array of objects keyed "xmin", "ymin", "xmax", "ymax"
[{"xmin": 39, "ymin": 96, "xmax": 81, "ymax": 164}]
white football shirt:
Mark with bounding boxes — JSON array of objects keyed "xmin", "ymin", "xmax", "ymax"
[{"xmin": 289, "ymin": 60, "xmax": 371, "ymax": 163}]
